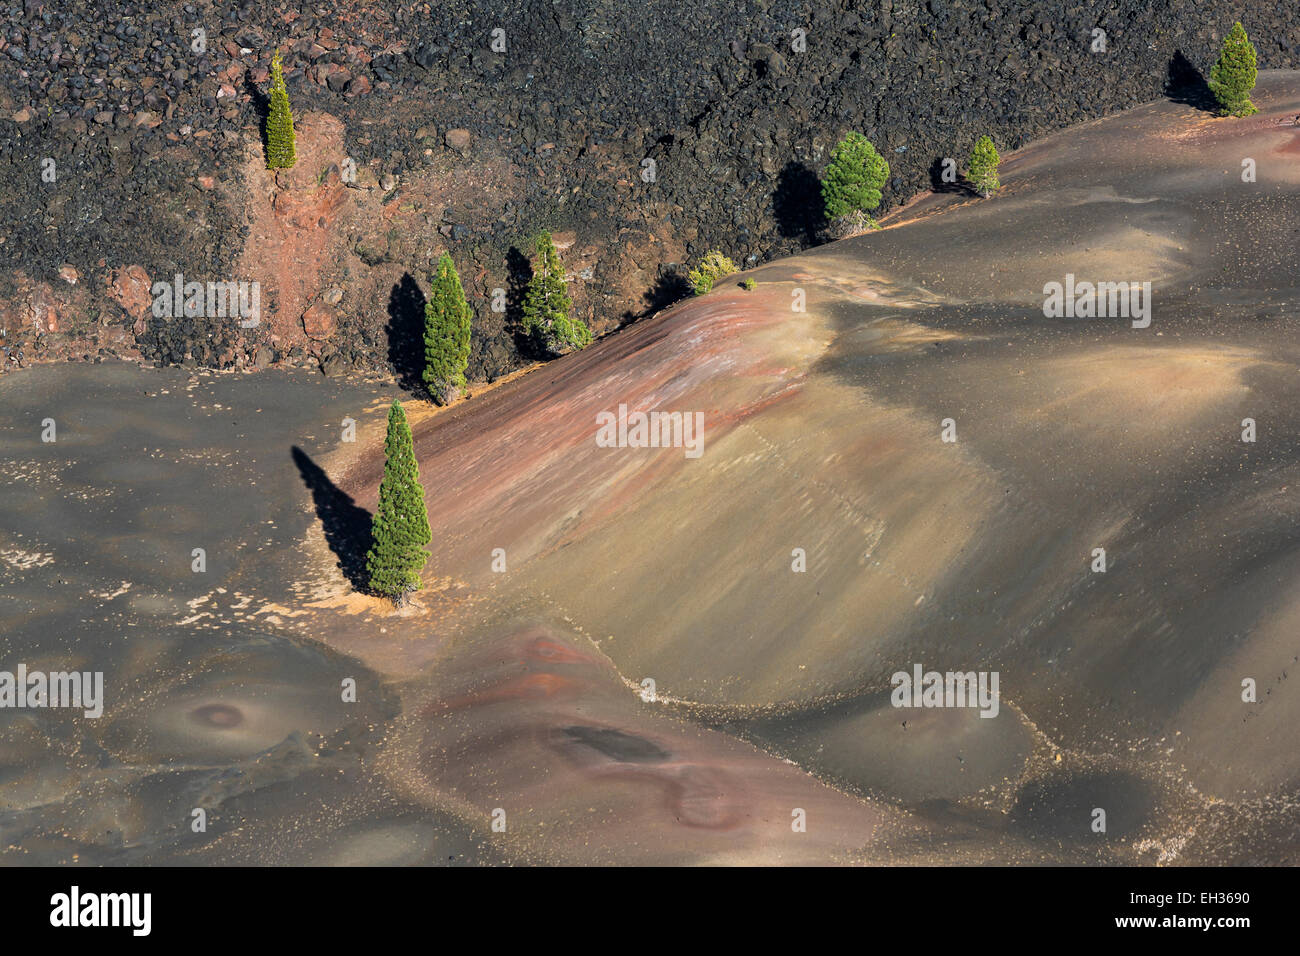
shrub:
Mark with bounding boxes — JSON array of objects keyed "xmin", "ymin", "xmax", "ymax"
[
  {"xmin": 365, "ymin": 400, "xmax": 431, "ymax": 604},
  {"xmin": 741, "ymin": 278, "xmax": 757, "ymax": 290},
  {"xmin": 968, "ymin": 135, "xmax": 1001, "ymax": 197},
  {"xmin": 422, "ymin": 253, "xmax": 473, "ymax": 405},
  {"xmin": 821, "ymin": 132, "xmax": 889, "ymax": 222},
  {"xmin": 688, "ymin": 251, "xmax": 738, "ymax": 295},
  {"xmin": 522, "ymin": 231, "xmax": 591, "ymax": 354},
  {"xmin": 1209, "ymin": 22, "xmax": 1259, "ymax": 117},
  {"xmin": 265, "ymin": 51, "xmax": 297, "ymax": 169}
]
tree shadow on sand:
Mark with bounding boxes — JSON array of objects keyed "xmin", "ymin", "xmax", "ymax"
[
  {"xmin": 928, "ymin": 156, "xmax": 967, "ymax": 194},
  {"xmin": 505, "ymin": 245, "xmax": 542, "ymax": 359},
  {"xmin": 387, "ymin": 273, "xmax": 427, "ymax": 395},
  {"xmin": 621, "ymin": 270, "xmax": 694, "ymax": 324},
  {"xmin": 291, "ymin": 446, "xmax": 372, "ymax": 592},
  {"xmin": 1166, "ymin": 50, "xmax": 1216, "ymax": 112}
]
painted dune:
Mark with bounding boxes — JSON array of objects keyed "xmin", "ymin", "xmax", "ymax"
[
  {"xmin": 307, "ymin": 73, "xmax": 1300, "ymax": 863},
  {"xmin": 5, "ymin": 76, "xmax": 1299, "ymax": 867}
]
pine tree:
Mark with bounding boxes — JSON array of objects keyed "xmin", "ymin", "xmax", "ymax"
[
  {"xmin": 265, "ymin": 51, "xmax": 297, "ymax": 169},
  {"xmin": 688, "ymin": 251, "xmax": 738, "ymax": 295},
  {"xmin": 522, "ymin": 231, "xmax": 591, "ymax": 355},
  {"xmin": 423, "ymin": 253, "xmax": 473, "ymax": 405},
  {"xmin": 365, "ymin": 400, "xmax": 431, "ymax": 604},
  {"xmin": 1209, "ymin": 22, "xmax": 1259, "ymax": 117},
  {"xmin": 968, "ymin": 135, "xmax": 1001, "ymax": 197},
  {"xmin": 821, "ymin": 132, "xmax": 890, "ymax": 223}
]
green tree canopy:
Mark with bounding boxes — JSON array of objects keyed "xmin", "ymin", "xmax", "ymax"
[
  {"xmin": 365, "ymin": 400, "xmax": 431, "ymax": 603},
  {"xmin": 423, "ymin": 253, "xmax": 473, "ymax": 405},
  {"xmin": 968, "ymin": 135, "xmax": 1001, "ymax": 197},
  {"xmin": 266, "ymin": 50, "xmax": 297, "ymax": 169},
  {"xmin": 522, "ymin": 231, "xmax": 591, "ymax": 355},
  {"xmin": 1209, "ymin": 22, "xmax": 1259, "ymax": 117},
  {"xmin": 821, "ymin": 132, "xmax": 890, "ymax": 221},
  {"xmin": 688, "ymin": 251, "xmax": 738, "ymax": 295}
]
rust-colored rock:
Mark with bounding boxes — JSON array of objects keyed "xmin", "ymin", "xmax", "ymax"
[
  {"xmin": 108, "ymin": 265, "xmax": 154, "ymax": 320},
  {"xmin": 301, "ymin": 299, "xmax": 338, "ymax": 340},
  {"xmin": 445, "ymin": 128, "xmax": 472, "ymax": 153},
  {"xmin": 25, "ymin": 283, "xmax": 59, "ymax": 334}
]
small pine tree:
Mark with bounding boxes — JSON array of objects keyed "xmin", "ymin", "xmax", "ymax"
[
  {"xmin": 821, "ymin": 132, "xmax": 890, "ymax": 223},
  {"xmin": 522, "ymin": 231, "xmax": 591, "ymax": 355},
  {"xmin": 265, "ymin": 51, "xmax": 297, "ymax": 169},
  {"xmin": 968, "ymin": 135, "xmax": 1001, "ymax": 197},
  {"xmin": 422, "ymin": 253, "xmax": 473, "ymax": 405},
  {"xmin": 365, "ymin": 400, "xmax": 431, "ymax": 604},
  {"xmin": 1209, "ymin": 22, "xmax": 1259, "ymax": 117},
  {"xmin": 688, "ymin": 251, "xmax": 738, "ymax": 295}
]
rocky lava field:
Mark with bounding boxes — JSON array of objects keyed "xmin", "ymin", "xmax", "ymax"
[{"xmin": 2, "ymin": 1, "xmax": 1299, "ymax": 385}]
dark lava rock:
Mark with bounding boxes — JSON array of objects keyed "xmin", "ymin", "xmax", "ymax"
[{"xmin": 0, "ymin": 0, "xmax": 1296, "ymax": 383}]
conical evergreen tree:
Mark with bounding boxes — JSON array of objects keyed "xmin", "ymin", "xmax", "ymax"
[
  {"xmin": 1209, "ymin": 22, "xmax": 1259, "ymax": 117},
  {"xmin": 365, "ymin": 400, "xmax": 431, "ymax": 604},
  {"xmin": 968, "ymin": 135, "xmax": 1001, "ymax": 197},
  {"xmin": 423, "ymin": 253, "xmax": 473, "ymax": 405},
  {"xmin": 521, "ymin": 231, "xmax": 590, "ymax": 355},
  {"xmin": 821, "ymin": 132, "xmax": 889, "ymax": 222},
  {"xmin": 265, "ymin": 51, "xmax": 297, "ymax": 169}
]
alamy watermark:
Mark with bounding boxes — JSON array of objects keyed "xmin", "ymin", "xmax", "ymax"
[
  {"xmin": 1043, "ymin": 274, "xmax": 1151, "ymax": 328},
  {"xmin": 595, "ymin": 404, "xmax": 704, "ymax": 459},
  {"xmin": 891, "ymin": 663, "xmax": 999, "ymax": 718},
  {"xmin": 50, "ymin": 887, "xmax": 150, "ymax": 936},
  {"xmin": 0, "ymin": 664, "xmax": 103, "ymax": 718},
  {"xmin": 151, "ymin": 273, "xmax": 261, "ymax": 328}
]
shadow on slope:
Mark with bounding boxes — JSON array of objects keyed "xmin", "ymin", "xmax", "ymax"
[
  {"xmin": 292, "ymin": 445, "xmax": 371, "ymax": 591},
  {"xmin": 1166, "ymin": 49, "xmax": 1216, "ymax": 112}
]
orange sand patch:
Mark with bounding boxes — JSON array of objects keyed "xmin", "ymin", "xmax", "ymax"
[{"xmin": 236, "ymin": 111, "xmax": 352, "ymax": 349}]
